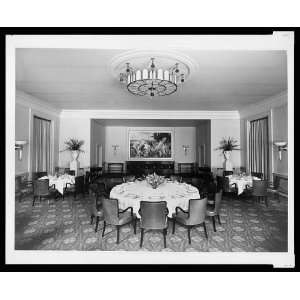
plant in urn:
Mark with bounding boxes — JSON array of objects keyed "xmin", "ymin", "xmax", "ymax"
[
  {"xmin": 60, "ymin": 138, "xmax": 85, "ymax": 176},
  {"xmin": 215, "ymin": 137, "xmax": 240, "ymax": 171}
]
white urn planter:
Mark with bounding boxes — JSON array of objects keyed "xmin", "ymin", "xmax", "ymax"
[
  {"xmin": 223, "ymin": 150, "xmax": 233, "ymax": 171},
  {"xmin": 70, "ymin": 150, "xmax": 80, "ymax": 176}
]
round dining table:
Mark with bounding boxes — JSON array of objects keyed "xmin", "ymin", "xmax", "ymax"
[{"xmin": 110, "ymin": 180, "xmax": 200, "ymax": 218}]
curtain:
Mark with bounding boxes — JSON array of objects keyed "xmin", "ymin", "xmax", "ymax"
[
  {"xmin": 33, "ymin": 116, "xmax": 51, "ymax": 172},
  {"xmin": 249, "ymin": 117, "xmax": 269, "ymax": 179}
]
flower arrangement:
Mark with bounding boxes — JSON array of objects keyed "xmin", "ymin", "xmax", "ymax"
[
  {"xmin": 146, "ymin": 172, "xmax": 165, "ymax": 189},
  {"xmin": 60, "ymin": 138, "xmax": 85, "ymax": 152},
  {"xmin": 215, "ymin": 137, "xmax": 240, "ymax": 153}
]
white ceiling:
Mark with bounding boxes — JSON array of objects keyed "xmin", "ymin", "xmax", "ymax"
[{"xmin": 16, "ymin": 48, "xmax": 287, "ymax": 110}]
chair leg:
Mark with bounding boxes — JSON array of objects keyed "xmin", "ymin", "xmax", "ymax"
[
  {"xmin": 133, "ymin": 218, "xmax": 137, "ymax": 234},
  {"xmin": 32, "ymin": 196, "xmax": 36, "ymax": 206},
  {"xmin": 95, "ymin": 216, "xmax": 100, "ymax": 233},
  {"xmin": 116, "ymin": 226, "xmax": 120, "ymax": 244},
  {"xmin": 212, "ymin": 216, "xmax": 216, "ymax": 232},
  {"xmin": 264, "ymin": 196, "xmax": 268, "ymax": 207},
  {"xmin": 203, "ymin": 222, "xmax": 208, "ymax": 239},
  {"xmin": 90, "ymin": 214, "xmax": 94, "ymax": 225},
  {"xmin": 217, "ymin": 214, "xmax": 221, "ymax": 225},
  {"xmin": 172, "ymin": 218, "xmax": 176, "ymax": 234},
  {"xmin": 163, "ymin": 229, "xmax": 167, "ymax": 248},
  {"xmin": 140, "ymin": 228, "xmax": 144, "ymax": 248},
  {"xmin": 187, "ymin": 227, "xmax": 191, "ymax": 244},
  {"xmin": 102, "ymin": 221, "xmax": 106, "ymax": 237}
]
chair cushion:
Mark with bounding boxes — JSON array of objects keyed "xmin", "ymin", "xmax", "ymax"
[{"xmin": 118, "ymin": 211, "xmax": 136, "ymax": 226}]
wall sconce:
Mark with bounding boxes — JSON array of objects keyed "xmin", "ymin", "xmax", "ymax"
[
  {"xmin": 15, "ymin": 140, "xmax": 28, "ymax": 160},
  {"xmin": 112, "ymin": 145, "xmax": 120, "ymax": 156},
  {"xmin": 274, "ymin": 141, "xmax": 287, "ymax": 160},
  {"xmin": 182, "ymin": 145, "xmax": 190, "ymax": 155}
]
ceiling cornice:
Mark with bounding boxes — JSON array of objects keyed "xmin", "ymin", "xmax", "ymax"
[
  {"xmin": 60, "ymin": 109, "xmax": 240, "ymax": 120},
  {"xmin": 16, "ymin": 90, "xmax": 61, "ymax": 117}
]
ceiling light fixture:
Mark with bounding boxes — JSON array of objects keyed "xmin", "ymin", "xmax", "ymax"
[{"xmin": 119, "ymin": 58, "xmax": 185, "ymax": 98}]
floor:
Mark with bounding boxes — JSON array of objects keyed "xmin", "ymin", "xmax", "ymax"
[{"xmin": 15, "ymin": 193, "xmax": 288, "ymax": 252}]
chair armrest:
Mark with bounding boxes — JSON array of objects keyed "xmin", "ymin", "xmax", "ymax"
[
  {"xmin": 119, "ymin": 206, "xmax": 133, "ymax": 216},
  {"xmin": 49, "ymin": 184, "xmax": 56, "ymax": 190},
  {"xmin": 175, "ymin": 206, "xmax": 188, "ymax": 215},
  {"xmin": 165, "ymin": 207, "xmax": 169, "ymax": 216},
  {"xmin": 231, "ymin": 183, "xmax": 237, "ymax": 189}
]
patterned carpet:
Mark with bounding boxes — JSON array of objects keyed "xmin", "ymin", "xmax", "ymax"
[{"xmin": 15, "ymin": 193, "xmax": 288, "ymax": 252}]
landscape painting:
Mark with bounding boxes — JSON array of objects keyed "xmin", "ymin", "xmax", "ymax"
[{"xmin": 129, "ymin": 130, "xmax": 173, "ymax": 160}]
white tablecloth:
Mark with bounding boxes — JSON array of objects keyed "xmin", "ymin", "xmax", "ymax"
[
  {"xmin": 39, "ymin": 175, "xmax": 75, "ymax": 195},
  {"xmin": 227, "ymin": 175, "xmax": 261, "ymax": 195},
  {"xmin": 110, "ymin": 180, "xmax": 200, "ymax": 218}
]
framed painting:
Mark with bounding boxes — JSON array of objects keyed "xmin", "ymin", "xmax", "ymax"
[{"xmin": 128, "ymin": 130, "xmax": 174, "ymax": 160}]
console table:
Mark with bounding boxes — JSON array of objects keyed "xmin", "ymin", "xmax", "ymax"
[{"xmin": 126, "ymin": 161, "xmax": 174, "ymax": 177}]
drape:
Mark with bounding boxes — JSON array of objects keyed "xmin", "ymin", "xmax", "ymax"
[
  {"xmin": 33, "ymin": 117, "xmax": 51, "ymax": 172},
  {"xmin": 249, "ymin": 117, "xmax": 269, "ymax": 179}
]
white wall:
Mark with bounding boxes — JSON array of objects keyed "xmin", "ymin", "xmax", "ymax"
[
  {"xmin": 210, "ymin": 119, "xmax": 241, "ymax": 171},
  {"xmin": 103, "ymin": 126, "xmax": 197, "ymax": 168},
  {"xmin": 272, "ymin": 103, "xmax": 288, "ymax": 174},
  {"xmin": 239, "ymin": 91, "xmax": 288, "ymax": 177},
  {"xmin": 15, "ymin": 90, "xmax": 60, "ymax": 176},
  {"xmin": 90, "ymin": 120, "xmax": 105, "ymax": 167},
  {"xmin": 59, "ymin": 117, "xmax": 90, "ymax": 168}
]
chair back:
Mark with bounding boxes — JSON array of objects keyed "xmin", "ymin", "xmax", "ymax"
[
  {"xmin": 123, "ymin": 175, "xmax": 135, "ymax": 183},
  {"xmin": 32, "ymin": 171, "xmax": 47, "ymax": 181},
  {"xmin": 214, "ymin": 190, "xmax": 223, "ymax": 214},
  {"xmin": 33, "ymin": 179, "xmax": 49, "ymax": 196},
  {"xmin": 252, "ymin": 180, "xmax": 268, "ymax": 197},
  {"xmin": 139, "ymin": 201, "xmax": 168, "ymax": 230},
  {"xmin": 216, "ymin": 176, "xmax": 224, "ymax": 192},
  {"xmin": 102, "ymin": 198, "xmax": 120, "ymax": 224},
  {"xmin": 223, "ymin": 176, "xmax": 233, "ymax": 193},
  {"xmin": 223, "ymin": 170, "xmax": 233, "ymax": 176},
  {"xmin": 15, "ymin": 176, "xmax": 22, "ymax": 192},
  {"xmin": 251, "ymin": 172, "xmax": 263, "ymax": 179},
  {"xmin": 65, "ymin": 170, "xmax": 75, "ymax": 175},
  {"xmin": 74, "ymin": 176, "xmax": 85, "ymax": 193},
  {"xmin": 188, "ymin": 198, "xmax": 207, "ymax": 225},
  {"xmin": 84, "ymin": 171, "xmax": 90, "ymax": 185},
  {"xmin": 107, "ymin": 163, "xmax": 124, "ymax": 174},
  {"xmin": 170, "ymin": 175, "xmax": 182, "ymax": 183}
]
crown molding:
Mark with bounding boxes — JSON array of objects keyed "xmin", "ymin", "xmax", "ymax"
[
  {"xmin": 16, "ymin": 90, "xmax": 61, "ymax": 117},
  {"xmin": 60, "ymin": 109, "xmax": 240, "ymax": 120},
  {"xmin": 239, "ymin": 91, "xmax": 288, "ymax": 119}
]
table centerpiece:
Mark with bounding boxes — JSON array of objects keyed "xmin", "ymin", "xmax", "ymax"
[{"xmin": 145, "ymin": 172, "xmax": 165, "ymax": 189}]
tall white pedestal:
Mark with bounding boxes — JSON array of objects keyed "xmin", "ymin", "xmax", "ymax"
[{"xmin": 70, "ymin": 160, "xmax": 80, "ymax": 176}]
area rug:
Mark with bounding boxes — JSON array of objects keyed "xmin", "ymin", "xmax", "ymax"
[{"xmin": 15, "ymin": 193, "xmax": 288, "ymax": 252}]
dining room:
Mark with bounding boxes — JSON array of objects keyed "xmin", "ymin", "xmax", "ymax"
[{"xmin": 9, "ymin": 33, "xmax": 292, "ymax": 261}]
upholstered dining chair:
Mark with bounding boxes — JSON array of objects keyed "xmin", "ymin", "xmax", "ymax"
[
  {"xmin": 138, "ymin": 201, "xmax": 169, "ymax": 248},
  {"xmin": 102, "ymin": 198, "xmax": 137, "ymax": 244},
  {"xmin": 32, "ymin": 171, "xmax": 47, "ymax": 181},
  {"xmin": 32, "ymin": 179, "xmax": 56, "ymax": 206},
  {"xmin": 206, "ymin": 190, "xmax": 223, "ymax": 232},
  {"xmin": 170, "ymin": 175, "xmax": 182, "ymax": 183},
  {"xmin": 223, "ymin": 170, "xmax": 234, "ymax": 177},
  {"xmin": 89, "ymin": 189, "xmax": 107, "ymax": 232},
  {"xmin": 64, "ymin": 175, "xmax": 85, "ymax": 199},
  {"xmin": 123, "ymin": 175, "xmax": 136, "ymax": 183},
  {"xmin": 65, "ymin": 170, "xmax": 75, "ymax": 176},
  {"xmin": 251, "ymin": 172, "xmax": 263, "ymax": 179},
  {"xmin": 251, "ymin": 180, "xmax": 269, "ymax": 207},
  {"xmin": 172, "ymin": 197, "xmax": 208, "ymax": 244}
]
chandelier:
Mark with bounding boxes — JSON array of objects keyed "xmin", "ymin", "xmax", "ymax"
[{"xmin": 119, "ymin": 58, "xmax": 185, "ymax": 98}]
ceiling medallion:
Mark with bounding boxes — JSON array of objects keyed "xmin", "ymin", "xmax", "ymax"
[{"xmin": 111, "ymin": 50, "xmax": 195, "ymax": 99}]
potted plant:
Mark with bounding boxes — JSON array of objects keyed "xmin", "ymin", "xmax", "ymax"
[
  {"xmin": 60, "ymin": 138, "xmax": 85, "ymax": 161},
  {"xmin": 215, "ymin": 137, "xmax": 240, "ymax": 171}
]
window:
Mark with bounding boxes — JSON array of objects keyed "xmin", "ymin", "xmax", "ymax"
[
  {"xmin": 32, "ymin": 116, "xmax": 52, "ymax": 172},
  {"xmin": 249, "ymin": 117, "xmax": 269, "ymax": 179}
]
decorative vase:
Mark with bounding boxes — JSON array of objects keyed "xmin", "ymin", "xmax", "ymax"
[
  {"xmin": 71, "ymin": 150, "xmax": 79, "ymax": 161},
  {"xmin": 223, "ymin": 150, "xmax": 233, "ymax": 171},
  {"xmin": 70, "ymin": 150, "xmax": 80, "ymax": 176}
]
